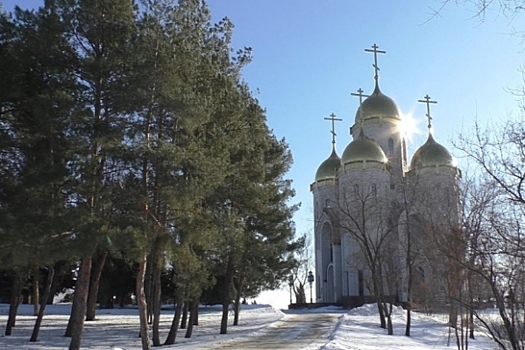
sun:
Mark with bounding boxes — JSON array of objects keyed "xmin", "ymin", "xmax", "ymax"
[{"xmin": 397, "ymin": 112, "xmax": 421, "ymax": 142}]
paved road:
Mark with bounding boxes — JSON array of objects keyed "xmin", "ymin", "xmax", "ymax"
[{"xmin": 201, "ymin": 313, "xmax": 338, "ymax": 349}]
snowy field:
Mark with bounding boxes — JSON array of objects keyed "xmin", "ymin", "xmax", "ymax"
[{"xmin": 0, "ymin": 302, "xmax": 499, "ymax": 349}]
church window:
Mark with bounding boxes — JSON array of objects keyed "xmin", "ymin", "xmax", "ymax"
[
  {"xmin": 325, "ymin": 198, "xmax": 332, "ymax": 209},
  {"xmin": 402, "ymin": 139, "xmax": 408, "ymax": 163},
  {"xmin": 353, "ymin": 184, "xmax": 359, "ymax": 195},
  {"xmin": 388, "ymin": 138, "xmax": 394, "ymax": 153},
  {"xmin": 358, "ymin": 270, "xmax": 364, "ymax": 296},
  {"xmin": 346, "ymin": 271, "xmax": 350, "ymax": 296},
  {"xmin": 370, "ymin": 184, "xmax": 377, "ymax": 196}
]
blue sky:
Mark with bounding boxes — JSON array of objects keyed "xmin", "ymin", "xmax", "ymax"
[
  {"xmin": 203, "ymin": 0, "xmax": 524, "ymax": 236},
  {"xmin": 3, "ymin": 0, "xmax": 524, "ymax": 238},
  {"xmin": 202, "ymin": 0, "xmax": 525, "ymax": 238}
]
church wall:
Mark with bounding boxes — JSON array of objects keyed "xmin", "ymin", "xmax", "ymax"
[
  {"xmin": 312, "ymin": 182, "xmax": 340, "ymax": 302},
  {"xmin": 336, "ymin": 165, "xmax": 392, "ymax": 298},
  {"xmin": 410, "ymin": 168, "xmax": 461, "ymax": 227},
  {"xmin": 401, "ymin": 167, "xmax": 462, "ymax": 307}
]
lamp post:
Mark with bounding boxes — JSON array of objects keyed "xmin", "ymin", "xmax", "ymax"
[
  {"xmin": 308, "ymin": 271, "xmax": 314, "ymax": 304},
  {"xmin": 288, "ymin": 274, "xmax": 294, "ymax": 305}
]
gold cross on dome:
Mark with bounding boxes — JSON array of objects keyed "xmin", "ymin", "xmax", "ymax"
[
  {"xmin": 324, "ymin": 113, "xmax": 342, "ymax": 147},
  {"xmin": 418, "ymin": 95, "xmax": 437, "ymax": 131},
  {"xmin": 351, "ymin": 88, "xmax": 369, "ymax": 105},
  {"xmin": 364, "ymin": 44, "xmax": 386, "ymax": 83}
]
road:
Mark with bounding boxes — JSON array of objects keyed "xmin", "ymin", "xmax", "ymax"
[{"xmin": 200, "ymin": 312, "xmax": 339, "ymax": 349}]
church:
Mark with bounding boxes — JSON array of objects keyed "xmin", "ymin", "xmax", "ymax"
[{"xmin": 311, "ymin": 45, "xmax": 462, "ymax": 306}]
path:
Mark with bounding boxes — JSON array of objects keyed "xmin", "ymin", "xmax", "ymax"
[{"xmin": 200, "ymin": 313, "xmax": 339, "ymax": 349}]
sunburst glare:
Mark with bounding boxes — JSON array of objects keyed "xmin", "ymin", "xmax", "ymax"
[{"xmin": 397, "ymin": 112, "xmax": 422, "ymax": 142}]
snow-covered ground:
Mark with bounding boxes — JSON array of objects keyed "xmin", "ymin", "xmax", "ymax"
[
  {"xmin": 316, "ymin": 304, "xmax": 498, "ymax": 350},
  {"xmin": 0, "ymin": 302, "xmax": 499, "ymax": 349}
]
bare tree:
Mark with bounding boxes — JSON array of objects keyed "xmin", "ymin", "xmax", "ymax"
[
  {"xmin": 455, "ymin": 119, "xmax": 525, "ymax": 349},
  {"xmin": 433, "ymin": 0, "xmax": 525, "ymax": 43},
  {"xmin": 397, "ymin": 174, "xmax": 437, "ymax": 336},
  {"xmin": 335, "ymin": 176, "xmax": 399, "ymax": 334},
  {"xmin": 401, "ymin": 159, "xmax": 465, "ymax": 345},
  {"xmin": 465, "ymin": 181, "xmax": 525, "ymax": 350},
  {"xmin": 290, "ymin": 233, "xmax": 312, "ymax": 304}
]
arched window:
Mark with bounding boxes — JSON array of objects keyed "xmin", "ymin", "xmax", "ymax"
[
  {"xmin": 370, "ymin": 183, "xmax": 377, "ymax": 196},
  {"xmin": 402, "ymin": 139, "xmax": 408, "ymax": 163},
  {"xmin": 353, "ymin": 184, "xmax": 359, "ymax": 195},
  {"xmin": 325, "ymin": 198, "xmax": 332, "ymax": 209},
  {"xmin": 358, "ymin": 270, "xmax": 364, "ymax": 296},
  {"xmin": 388, "ymin": 138, "xmax": 394, "ymax": 153}
]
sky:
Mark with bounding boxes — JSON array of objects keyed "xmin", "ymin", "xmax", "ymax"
[
  {"xmin": 200, "ymin": 0, "xmax": 525, "ymax": 237},
  {"xmin": 2, "ymin": 0, "xmax": 524, "ymax": 260}
]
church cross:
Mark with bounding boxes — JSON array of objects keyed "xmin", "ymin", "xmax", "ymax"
[
  {"xmin": 351, "ymin": 88, "xmax": 369, "ymax": 105},
  {"xmin": 324, "ymin": 113, "xmax": 342, "ymax": 147},
  {"xmin": 364, "ymin": 44, "xmax": 386, "ymax": 83},
  {"xmin": 418, "ymin": 95, "xmax": 437, "ymax": 131}
]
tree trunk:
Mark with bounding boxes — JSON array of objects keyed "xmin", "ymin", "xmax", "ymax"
[
  {"xmin": 144, "ymin": 256, "xmax": 153, "ymax": 325},
  {"xmin": 405, "ymin": 308, "xmax": 411, "ymax": 337},
  {"xmin": 467, "ymin": 272, "xmax": 475, "ymax": 340},
  {"xmin": 151, "ymin": 258, "xmax": 162, "ymax": 346},
  {"xmin": 164, "ymin": 297, "xmax": 183, "ymax": 345},
  {"xmin": 86, "ymin": 250, "xmax": 108, "ymax": 321},
  {"xmin": 136, "ymin": 255, "xmax": 151, "ymax": 350},
  {"xmin": 378, "ymin": 301, "xmax": 386, "ymax": 329},
  {"xmin": 469, "ymin": 308, "xmax": 475, "ymax": 340},
  {"xmin": 370, "ymin": 268, "xmax": 386, "ymax": 329},
  {"xmin": 220, "ymin": 300, "xmax": 230, "ymax": 335},
  {"xmin": 185, "ymin": 297, "xmax": 199, "ymax": 338},
  {"xmin": 233, "ymin": 272, "xmax": 245, "ymax": 326},
  {"xmin": 405, "ymin": 254, "xmax": 413, "ymax": 336},
  {"xmin": 5, "ymin": 271, "xmax": 22, "ymax": 336},
  {"xmin": 47, "ymin": 261, "xmax": 62, "ymax": 305},
  {"xmin": 181, "ymin": 301, "xmax": 189, "ymax": 329},
  {"xmin": 193, "ymin": 299, "xmax": 199, "ymax": 326},
  {"xmin": 30, "ymin": 266, "xmax": 55, "ymax": 342},
  {"xmin": 220, "ymin": 259, "xmax": 235, "ymax": 335},
  {"xmin": 65, "ymin": 296, "xmax": 77, "ymax": 337},
  {"xmin": 449, "ymin": 305, "xmax": 458, "ymax": 328},
  {"xmin": 32, "ymin": 268, "xmax": 40, "ymax": 316},
  {"xmin": 386, "ymin": 303, "xmax": 393, "ymax": 335},
  {"xmin": 68, "ymin": 256, "xmax": 92, "ymax": 350},
  {"xmin": 375, "ymin": 298, "xmax": 386, "ymax": 329}
]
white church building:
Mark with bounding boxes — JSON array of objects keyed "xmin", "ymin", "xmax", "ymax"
[{"xmin": 311, "ymin": 45, "xmax": 462, "ymax": 306}]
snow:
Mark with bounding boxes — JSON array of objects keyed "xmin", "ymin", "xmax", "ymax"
[
  {"xmin": 313, "ymin": 304, "xmax": 498, "ymax": 350},
  {"xmin": 0, "ymin": 302, "xmax": 499, "ymax": 349}
]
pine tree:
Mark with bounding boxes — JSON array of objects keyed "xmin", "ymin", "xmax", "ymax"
[
  {"xmin": 0, "ymin": 1, "xmax": 305, "ymax": 347},
  {"xmin": 201, "ymin": 84, "xmax": 300, "ymax": 334},
  {"xmin": 125, "ymin": 0, "xmax": 257, "ymax": 344},
  {"xmin": 44, "ymin": 1, "xmax": 137, "ymax": 348},
  {"xmin": 0, "ymin": 4, "xmax": 77, "ymax": 338}
]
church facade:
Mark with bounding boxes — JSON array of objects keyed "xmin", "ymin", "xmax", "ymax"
[{"xmin": 311, "ymin": 45, "xmax": 462, "ymax": 306}]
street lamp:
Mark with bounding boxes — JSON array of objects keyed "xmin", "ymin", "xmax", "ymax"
[
  {"xmin": 308, "ymin": 271, "xmax": 314, "ymax": 304},
  {"xmin": 288, "ymin": 274, "xmax": 294, "ymax": 305}
]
